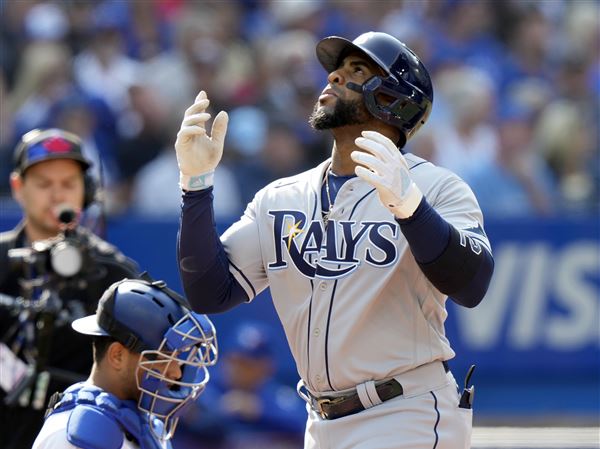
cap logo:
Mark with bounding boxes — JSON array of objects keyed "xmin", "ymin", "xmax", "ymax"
[
  {"xmin": 42, "ymin": 137, "xmax": 73, "ymax": 153},
  {"xmin": 24, "ymin": 137, "xmax": 78, "ymax": 167}
]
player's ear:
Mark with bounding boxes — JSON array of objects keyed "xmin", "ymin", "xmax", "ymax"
[
  {"xmin": 105, "ymin": 341, "xmax": 127, "ymax": 370},
  {"xmin": 10, "ymin": 172, "xmax": 24, "ymax": 206}
]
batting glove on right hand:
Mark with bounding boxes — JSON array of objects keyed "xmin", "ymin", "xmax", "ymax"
[
  {"xmin": 175, "ymin": 91, "xmax": 229, "ymax": 191},
  {"xmin": 351, "ymin": 131, "xmax": 423, "ymax": 219}
]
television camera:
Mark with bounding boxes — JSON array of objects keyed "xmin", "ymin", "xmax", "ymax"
[{"xmin": 1, "ymin": 205, "xmax": 96, "ymax": 408}]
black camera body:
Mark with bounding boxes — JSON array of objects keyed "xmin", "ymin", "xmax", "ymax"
[
  {"xmin": 7, "ymin": 207, "xmax": 93, "ymax": 301},
  {"xmin": 10, "ymin": 233, "xmax": 86, "ymax": 277}
]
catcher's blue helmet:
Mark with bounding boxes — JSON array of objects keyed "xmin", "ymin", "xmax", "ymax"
[
  {"xmin": 72, "ymin": 277, "xmax": 218, "ymax": 441},
  {"xmin": 316, "ymin": 31, "xmax": 433, "ymax": 145}
]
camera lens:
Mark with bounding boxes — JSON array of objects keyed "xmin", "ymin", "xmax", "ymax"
[{"xmin": 50, "ymin": 241, "xmax": 82, "ymax": 277}]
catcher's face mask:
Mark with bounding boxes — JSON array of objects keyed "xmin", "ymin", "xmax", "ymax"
[{"xmin": 136, "ymin": 312, "xmax": 218, "ymax": 441}]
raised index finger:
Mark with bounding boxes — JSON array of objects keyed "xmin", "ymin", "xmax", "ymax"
[{"xmin": 184, "ymin": 99, "xmax": 210, "ymax": 118}]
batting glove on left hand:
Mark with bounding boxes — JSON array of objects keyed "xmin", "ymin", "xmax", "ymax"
[
  {"xmin": 351, "ymin": 131, "xmax": 423, "ymax": 219},
  {"xmin": 175, "ymin": 90, "xmax": 229, "ymax": 191}
]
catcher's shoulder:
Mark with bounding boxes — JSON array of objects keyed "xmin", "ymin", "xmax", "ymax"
[{"xmin": 66, "ymin": 405, "xmax": 125, "ymax": 449}]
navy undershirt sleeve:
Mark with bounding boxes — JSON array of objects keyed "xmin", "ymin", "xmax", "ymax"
[
  {"xmin": 396, "ymin": 197, "xmax": 451, "ymax": 264},
  {"xmin": 397, "ymin": 197, "xmax": 494, "ymax": 308},
  {"xmin": 177, "ymin": 188, "xmax": 249, "ymax": 313}
]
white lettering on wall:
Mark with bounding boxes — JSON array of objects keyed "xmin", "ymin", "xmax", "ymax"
[
  {"xmin": 456, "ymin": 241, "xmax": 600, "ymax": 350},
  {"xmin": 509, "ymin": 244, "xmax": 549, "ymax": 349},
  {"xmin": 546, "ymin": 242, "xmax": 599, "ymax": 349}
]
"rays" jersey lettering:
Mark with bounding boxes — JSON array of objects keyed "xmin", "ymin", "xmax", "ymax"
[{"xmin": 267, "ymin": 210, "xmax": 398, "ymax": 279}]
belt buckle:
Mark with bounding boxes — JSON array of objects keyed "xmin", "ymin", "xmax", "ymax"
[
  {"xmin": 316, "ymin": 395, "xmax": 347, "ymax": 420},
  {"xmin": 316, "ymin": 397, "xmax": 332, "ymax": 419}
]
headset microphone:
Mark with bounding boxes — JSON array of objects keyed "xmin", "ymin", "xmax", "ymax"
[{"xmin": 54, "ymin": 204, "xmax": 78, "ymax": 227}]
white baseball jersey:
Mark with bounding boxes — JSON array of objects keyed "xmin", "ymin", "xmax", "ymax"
[{"xmin": 222, "ymin": 154, "xmax": 490, "ymax": 395}]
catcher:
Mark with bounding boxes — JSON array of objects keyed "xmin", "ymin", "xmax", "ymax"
[{"xmin": 32, "ymin": 278, "xmax": 218, "ymax": 449}]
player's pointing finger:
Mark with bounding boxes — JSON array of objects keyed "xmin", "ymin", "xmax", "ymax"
[
  {"xmin": 195, "ymin": 90, "xmax": 207, "ymax": 102},
  {"xmin": 184, "ymin": 99, "xmax": 210, "ymax": 118}
]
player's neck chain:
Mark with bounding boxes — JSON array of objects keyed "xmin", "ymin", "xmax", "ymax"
[{"xmin": 323, "ymin": 168, "xmax": 334, "ymax": 227}]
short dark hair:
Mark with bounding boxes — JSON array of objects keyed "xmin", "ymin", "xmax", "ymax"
[{"xmin": 92, "ymin": 336, "xmax": 118, "ymax": 363}]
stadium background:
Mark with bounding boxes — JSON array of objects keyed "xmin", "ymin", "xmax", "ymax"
[{"xmin": 1, "ymin": 1, "xmax": 598, "ymax": 448}]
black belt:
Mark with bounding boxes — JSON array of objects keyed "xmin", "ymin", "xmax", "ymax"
[{"xmin": 310, "ymin": 361, "xmax": 449, "ymax": 420}]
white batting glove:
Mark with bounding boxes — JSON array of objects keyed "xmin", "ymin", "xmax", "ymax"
[
  {"xmin": 175, "ymin": 90, "xmax": 229, "ymax": 191},
  {"xmin": 351, "ymin": 131, "xmax": 423, "ymax": 219}
]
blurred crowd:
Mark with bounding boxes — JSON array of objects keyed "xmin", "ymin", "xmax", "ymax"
[
  {"xmin": 1, "ymin": 0, "xmax": 598, "ymax": 220},
  {"xmin": 174, "ymin": 321, "xmax": 306, "ymax": 449}
]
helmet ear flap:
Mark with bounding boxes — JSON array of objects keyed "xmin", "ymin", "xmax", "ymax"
[{"xmin": 360, "ymin": 75, "xmax": 430, "ymax": 146}]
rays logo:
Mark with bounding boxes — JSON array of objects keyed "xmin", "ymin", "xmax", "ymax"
[{"xmin": 267, "ymin": 210, "xmax": 398, "ymax": 279}]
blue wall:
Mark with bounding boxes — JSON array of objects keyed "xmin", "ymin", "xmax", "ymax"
[{"xmin": 2, "ymin": 213, "xmax": 598, "ymax": 422}]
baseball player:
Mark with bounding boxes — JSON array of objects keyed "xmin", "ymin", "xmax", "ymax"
[
  {"xmin": 32, "ymin": 278, "xmax": 218, "ymax": 449},
  {"xmin": 175, "ymin": 31, "xmax": 494, "ymax": 449}
]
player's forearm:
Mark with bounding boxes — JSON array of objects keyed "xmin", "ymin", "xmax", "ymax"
[
  {"xmin": 178, "ymin": 189, "xmax": 248, "ymax": 313},
  {"xmin": 398, "ymin": 198, "xmax": 494, "ymax": 308}
]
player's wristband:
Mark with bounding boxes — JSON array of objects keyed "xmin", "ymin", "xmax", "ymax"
[
  {"xmin": 388, "ymin": 183, "xmax": 423, "ymax": 219},
  {"xmin": 179, "ymin": 170, "xmax": 215, "ymax": 191}
]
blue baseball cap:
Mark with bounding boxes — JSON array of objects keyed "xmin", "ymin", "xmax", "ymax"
[{"xmin": 14, "ymin": 128, "xmax": 91, "ymax": 175}]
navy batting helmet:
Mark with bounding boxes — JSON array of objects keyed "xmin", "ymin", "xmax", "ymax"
[
  {"xmin": 72, "ymin": 277, "xmax": 218, "ymax": 441},
  {"xmin": 316, "ymin": 32, "xmax": 433, "ymax": 145}
]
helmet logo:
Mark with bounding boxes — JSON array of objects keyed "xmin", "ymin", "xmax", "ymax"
[{"xmin": 354, "ymin": 34, "xmax": 371, "ymax": 46}]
